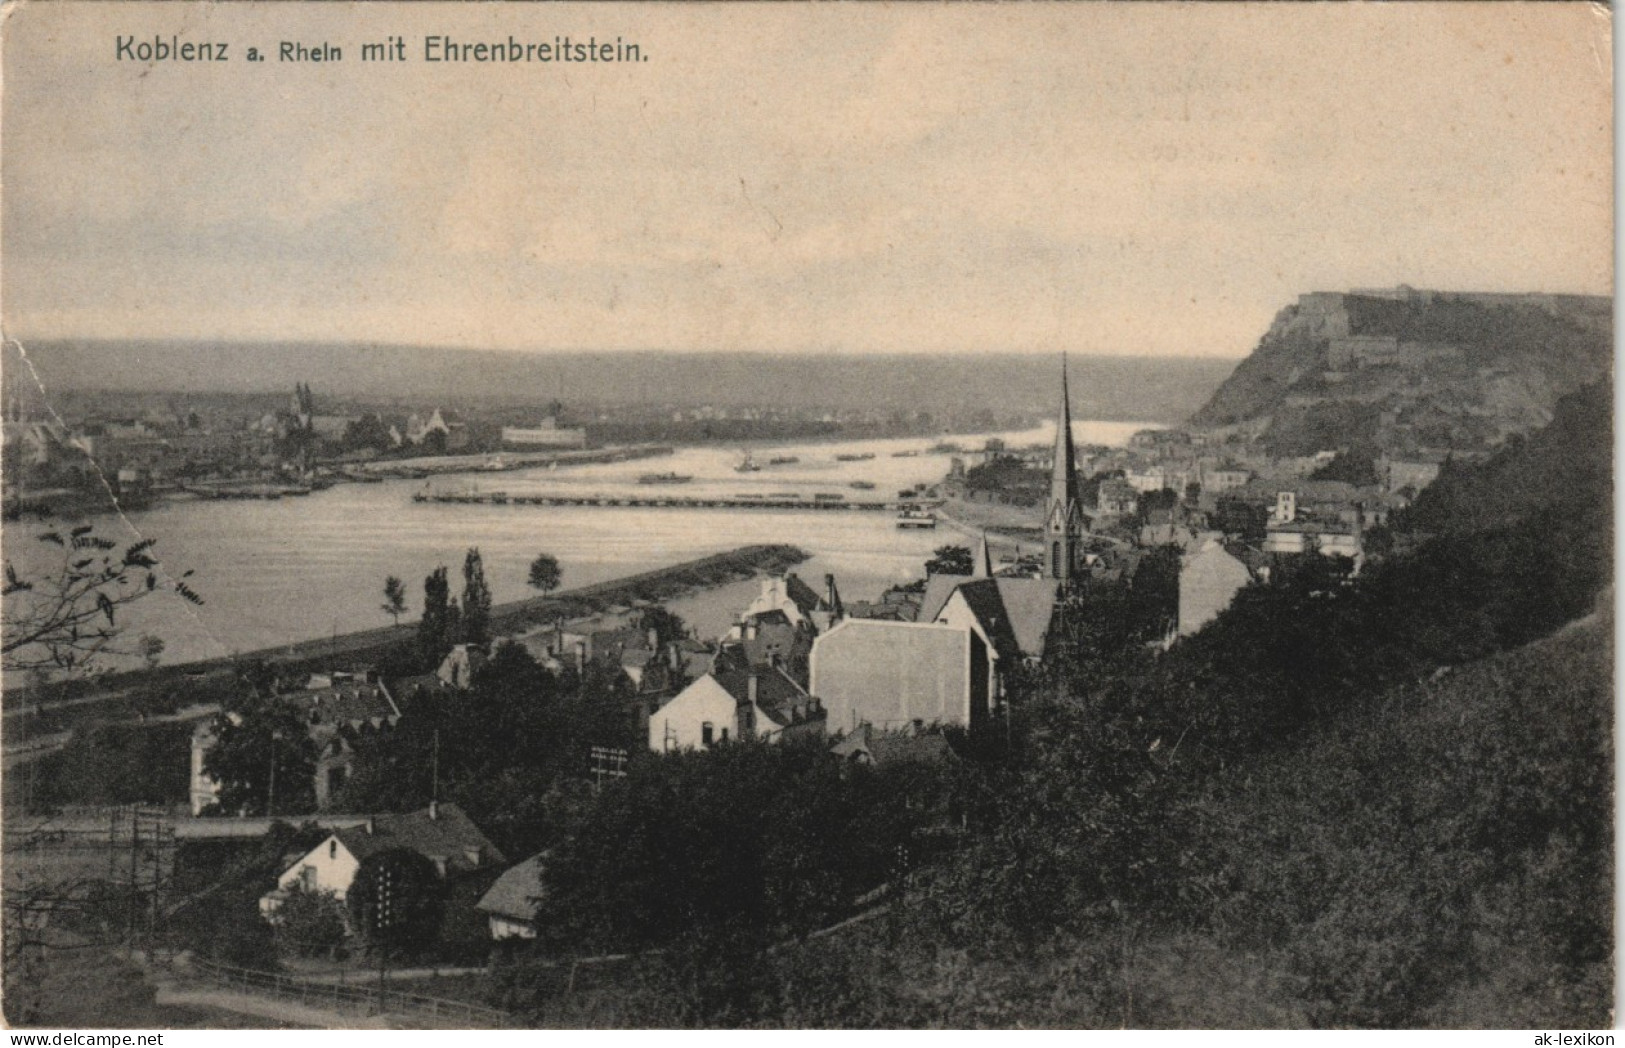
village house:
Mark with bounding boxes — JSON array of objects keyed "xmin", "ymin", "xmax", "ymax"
[
  {"xmin": 830, "ymin": 723, "xmax": 959, "ymax": 769},
  {"xmin": 1262, "ymin": 491, "xmax": 1364, "ymax": 567},
  {"xmin": 190, "ymin": 675, "xmax": 402, "ymax": 816},
  {"xmin": 916, "ymin": 571, "xmax": 1060, "ymax": 665},
  {"xmin": 1095, "ymin": 478, "xmax": 1139, "ymax": 519},
  {"xmin": 647, "ymin": 666, "xmax": 827, "ymax": 752},
  {"xmin": 810, "ymin": 619, "xmax": 992, "ymax": 736},
  {"xmin": 436, "ymin": 644, "xmax": 487, "ymax": 689},
  {"xmin": 1178, "ymin": 537, "xmax": 1255, "ymax": 637},
  {"xmin": 1198, "ymin": 462, "xmax": 1252, "ymax": 493},
  {"xmin": 477, "ymin": 853, "xmax": 547, "ymax": 940},
  {"xmin": 714, "ymin": 573, "xmax": 845, "ymax": 685},
  {"xmin": 500, "ymin": 417, "xmax": 588, "ymax": 449},
  {"xmin": 405, "ymin": 408, "xmax": 471, "ymax": 450},
  {"xmin": 259, "ymin": 801, "xmax": 504, "ymax": 920}
]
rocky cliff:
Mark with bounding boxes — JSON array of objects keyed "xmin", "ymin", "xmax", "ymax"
[{"xmin": 1188, "ymin": 286, "xmax": 1612, "ymax": 456}]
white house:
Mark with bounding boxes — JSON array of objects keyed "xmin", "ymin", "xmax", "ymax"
[
  {"xmin": 476, "ymin": 853, "xmax": 547, "ymax": 940},
  {"xmin": 1178, "ymin": 538, "xmax": 1254, "ymax": 636},
  {"xmin": 809, "ymin": 619, "xmax": 991, "ymax": 735},
  {"xmin": 647, "ymin": 667, "xmax": 826, "ymax": 753},
  {"xmin": 259, "ymin": 802, "xmax": 502, "ymax": 920}
]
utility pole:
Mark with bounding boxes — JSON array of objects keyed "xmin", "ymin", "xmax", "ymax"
[{"xmin": 267, "ymin": 730, "xmax": 280, "ymax": 817}]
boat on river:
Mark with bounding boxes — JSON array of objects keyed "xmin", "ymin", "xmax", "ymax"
[{"xmin": 896, "ymin": 507, "xmax": 938, "ymax": 529}]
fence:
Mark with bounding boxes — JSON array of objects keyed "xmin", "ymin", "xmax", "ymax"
[{"xmin": 187, "ymin": 957, "xmax": 511, "ymax": 1028}]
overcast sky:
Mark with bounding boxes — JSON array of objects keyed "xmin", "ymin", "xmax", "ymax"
[{"xmin": 2, "ymin": 3, "xmax": 1612, "ymax": 359}]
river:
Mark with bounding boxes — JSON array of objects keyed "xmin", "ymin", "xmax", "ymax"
[{"xmin": 7, "ymin": 421, "xmax": 1154, "ymax": 667}]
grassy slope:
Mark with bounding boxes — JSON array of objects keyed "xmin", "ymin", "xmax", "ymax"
[{"xmin": 747, "ymin": 610, "xmax": 1612, "ymax": 1029}]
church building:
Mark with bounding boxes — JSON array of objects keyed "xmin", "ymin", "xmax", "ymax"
[{"xmin": 1045, "ymin": 356, "xmax": 1087, "ymax": 584}]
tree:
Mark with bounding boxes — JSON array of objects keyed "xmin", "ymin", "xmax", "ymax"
[
  {"xmin": 340, "ymin": 414, "xmax": 394, "ymax": 453},
  {"xmin": 138, "ymin": 634, "xmax": 165, "ymax": 671},
  {"xmin": 274, "ymin": 888, "xmax": 349, "ymax": 959},
  {"xmin": 382, "ymin": 575, "xmax": 408, "ymax": 626},
  {"xmin": 2, "ymin": 525, "xmax": 201, "ymax": 675},
  {"xmin": 418, "ymin": 566, "xmax": 457, "ymax": 666},
  {"xmin": 527, "ymin": 553, "xmax": 562, "ymax": 596},
  {"xmin": 201, "ymin": 696, "xmax": 317, "ymax": 816},
  {"xmin": 347, "ymin": 848, "xmax": 445, "ymax": 962},
  {"xmin": 925, "ymin": 545, "xmax": 974, "ymax": 577},
  {"xmin": 461, "ymin": 548, "xmax": 493, "ymax": 647},
  {"xmin": 637, "ymin": 606, "xmax": 688, "ymax": 648}
]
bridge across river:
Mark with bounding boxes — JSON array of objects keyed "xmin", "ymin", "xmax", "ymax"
[{"xmin": 411, "ymin": 491, "xmax": 937, "ymax": 513}]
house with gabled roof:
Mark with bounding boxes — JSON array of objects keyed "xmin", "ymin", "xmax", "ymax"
[
  {"xmin": 916, "ymin": 575, "xmax": 1060, "ymax": 663},
  {"xmin": 647, "ymin": 666, "xmax": 826, "ymax": 753},
  {"xmin": 809, "ymin": 619, "xmax": 992, "ymax": 736},
  {"xmin": 1179, "ymin": 537, "xmax": 1255, "ymax": 637},
  {"xmin": 830, "ymin": 723, "xmax": 959, "ymax": 769},
  {"xmin": 260, "ymin": 801, "xmax": 504, "ymax": 920},
  {"xmin": 190, "ymin": 676, "xmax": 403, "ymax": 815},
  {"xmin": 477, "ymin": 853, "xmax": 548, "ymax": 940}
]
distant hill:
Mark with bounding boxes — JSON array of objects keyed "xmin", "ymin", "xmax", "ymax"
[
  {"xmin": 8, "ymin": 342, "xmax": 1234, "ymax": 425},
  {"xmin": 1187, "ymin": 286, "xmax": 1612, "ymax": 455}
]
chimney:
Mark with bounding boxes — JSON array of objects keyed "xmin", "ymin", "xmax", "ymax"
[
  {"xmin": 825, "ymin": 574, "xmax": 836, "ymax": 605},
  {"xmin": 747, "ymin": 671, "xmax": 759, "ymax": 710},
  {"xmin": 668, "ymin": 643, "xmax": 681, "ymax": 671},
  {"xmin": 365, "ymin": 817, "xmax": 376, "ymax": 835},
  {"xmin": 429, "ymin": 799, "xmax": 439, "ymax": 821},
  {"xmin": 574, "ymin": 640, "xmax": 587, "ymax": 674},
  {"xmin": 647, "ymin": 628, "xmax": 659, "ymax": 650}
]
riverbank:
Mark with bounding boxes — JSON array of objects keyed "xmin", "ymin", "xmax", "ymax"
[{"xmin": 6, "ymin": 544, "xmax": 809, "ymax": 715}]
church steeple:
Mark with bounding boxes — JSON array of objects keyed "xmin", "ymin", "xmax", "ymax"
[{"xmin": 1046, "ymin": 354, "xmax": 1083, "ymax": 582}]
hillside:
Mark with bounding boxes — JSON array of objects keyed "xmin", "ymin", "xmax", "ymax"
[
  {"xmin": 1187, "ymin": 286, "xmax": 1611, "ymax": 455},
  {"xmin": 1399, "ymin": 379, "xmax": 1612, "ymax": 537}
]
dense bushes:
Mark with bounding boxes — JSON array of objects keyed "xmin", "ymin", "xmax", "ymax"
[
  {"xmin": 535, "ymin": 739, "xmax": 926, "ymax": 957},
  {"xmin": 19, "ymin": 721, "xmax": 192, "ymax": 811}
]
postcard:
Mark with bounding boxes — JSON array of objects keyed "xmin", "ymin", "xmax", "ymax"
[{"xmin": 0, "ymin": 1, "xmax": 1612, "ymax": 1035}]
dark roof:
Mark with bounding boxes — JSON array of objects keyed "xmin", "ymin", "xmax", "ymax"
[
  {"xmin": 740, "ymin": 621, "xmax": 806, "ymax": 668},
  {"xmin": 330, "ymin": 803, "xmax": 505, "ymax": 878},
  {"xmin": 918, "ymin": 574, "xmax": 967, "ymax": 624},
  {"xmin": 844, "ymin": 601, "xmax": 911, "ymax": 622},
  {"xmin": 713, "ymin": 667, "xmax": 816, "ymax": 728},
  {"xmin": 990, "ymin": 578, "xmax": 1060, "ymax": 658},
  {"xmin": 782, "ymin": 573, "xmax": 827, "ymax": 615},
  {"xmin": 476, "ymin": 853, "xmax": 547, "ymax": 922},
  {"xmin": 948, "ymin": 579, "xmax": 1023, "ymax": 663},
  {"xmin": 920, "ymin": 575, "xmax": 1057, "ymax": 660},
  {"xmin": 283, "ymin": 682, "xmax": 400, "ymax": 728},
  {"xmin": 831, "ymin": 724, "xmax": 959, "ymax": 766}
]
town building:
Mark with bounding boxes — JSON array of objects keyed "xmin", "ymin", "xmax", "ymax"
[
  {"xmin": 830, "ymin": 723, "xmax": 959, "ymax": 769},
  {"xmin": 477, "ymin": 853, "xmax": 547, "ymax": 940},
  {"xmin": 1262, "ymin": 491, "xmax": 1364, "ymax": 567},
  {"xmin": 190, "ymin": 675, "xmax": 402, "ymax": 816},
  {"xmin": 1178, "ymin": 538, "xmax": 1255, "ymax": 637},
  {"xmin": 1044, "ymin": 357, "xmax": 1087, "ymax": 583},
  {"xmin": 500, "ymin": 417, "xmax": 588, "ymax": 449},
  {"xmin": 648, "ymin": 667, "xmax": 827, "ymax": 752},
  {"xmin": 260, "ymin": 801, "xmax": 504, "ymax": 919},
  {"xmin": 809, "ymin": 619, "xmax": 991, "ymax": 735}
]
